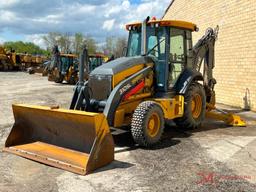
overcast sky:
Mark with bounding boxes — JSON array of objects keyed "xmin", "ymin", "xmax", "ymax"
[{"xmin": 0, "ymin": 0, "xmax": 171, "ymax": 48}]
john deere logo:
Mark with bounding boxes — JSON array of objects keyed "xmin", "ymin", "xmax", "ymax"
[{"xmin": 119, "ymin": 84, "xmax": 132, "ymax": 95}]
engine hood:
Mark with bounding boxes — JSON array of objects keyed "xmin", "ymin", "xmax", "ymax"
[{"xmin": 90, "ymin": 56, "xmax": 153, "ymax": 76}]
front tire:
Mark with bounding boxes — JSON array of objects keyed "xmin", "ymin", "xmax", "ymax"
[
  {"xmin": 131, "ymin": 101, "xmax": 164, "ymax": 147},
  {"xmin": 52, "ymin": 68, "xmax": 63, "ymax": 83},
  {"xmin": 174, "ymin": 82, "xmax": 206, "ymax": 129},
  {"xmin": 68, "ymin": 72, "xmax": 77, "ymax": 85}
]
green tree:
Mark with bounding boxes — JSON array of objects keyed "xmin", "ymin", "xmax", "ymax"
[
  {"xmin": 73, "ymin": 33, "xmax": 84, "ymax": 54},
  {"xmin": 84, "ymin": 36, "xmax": 97, "ymax": 54},
  {"xmin": 58, "ymin": 33, "xmax": 72, "ymax": 53},
  {"xmin": 43, "ymin": 32, "xmax": 97, "ymax": 55},
  {"xmin": 104, "ymin": 36, "xmax": 115, "ymax": 56},
  {"xmin": 42, "ymin": 32, "xmax": 61, "ymax": 49},
  {"xmin": 114, "ymin": 37, "xmax": 127, "ymax": 58},
  {"xmin": 4, "ymin": 41, "xmax": 49, "ymax": 55},
  {"xmin": 103, "ymin": 36, "xmax": 127, "ymax": 58}
]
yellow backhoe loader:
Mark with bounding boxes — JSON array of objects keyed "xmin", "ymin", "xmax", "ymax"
[
  {"xmin": 47, "ymin": 46, "xmax": 107, "ymax": 84},
  {"xmin": 47, "ymin": 46, "xmax": 79, "ymax": 84},
  {"xmin": 3, "ymin": 17, "xmax": 246, "ymax": 175}
]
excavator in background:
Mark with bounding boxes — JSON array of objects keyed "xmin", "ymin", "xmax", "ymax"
[{"xmin": 3, "ymin": 17, "xmax": 246, "ymax": 175}]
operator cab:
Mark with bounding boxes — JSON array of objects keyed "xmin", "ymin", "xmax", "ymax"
[
  {"xmin": 59, "ymin": 54, "xmax": 77, "ymax": 74},
  {"xmin": 126, "ymin": 18, "xmax": 198, "ymax": 92},
  {"xmin": 88, "ymin": 54, "xmax": 104, "ymax": 72}
]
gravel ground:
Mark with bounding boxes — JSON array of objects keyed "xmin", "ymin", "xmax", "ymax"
[{"xmin": 0, "ymin": 72, "xmax": 256, "ymax": 192}]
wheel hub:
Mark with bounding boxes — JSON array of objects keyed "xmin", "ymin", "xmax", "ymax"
[
  {"xmin": 147, "ymin": 113, "xmax": 160, "ymax": 137},
  {"xmin": 191, "ymin": 93, "xmax": 202, "ymax": 119}
]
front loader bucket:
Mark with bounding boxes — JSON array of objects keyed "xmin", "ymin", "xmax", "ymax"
[{"xmin": 3, "ymin": 104, "xmax": 114, "ymax": 175}]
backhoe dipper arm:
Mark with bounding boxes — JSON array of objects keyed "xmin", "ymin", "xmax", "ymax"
[
  {"xmin": 49, "ymin": 45, "xmax": 61, "ymax": 70},
  {"xmin": 192, "ymin": 26, "xmax": 219, "ymax": 91},
  {"xmin": 193, "ymin": 26, "xmax": 246, "ymax": 127}
]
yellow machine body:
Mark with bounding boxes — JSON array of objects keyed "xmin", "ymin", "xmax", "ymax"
[{"xmin": 3, "ymin": 19, "xmax": 246, "ymax": 175}]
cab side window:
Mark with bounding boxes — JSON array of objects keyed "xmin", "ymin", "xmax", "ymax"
[{"xmin": 169, "ymin": 28, "xmax": 185, "ymax": 88}]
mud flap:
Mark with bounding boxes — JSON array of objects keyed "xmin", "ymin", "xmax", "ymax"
[{"xmin": 3, "ymin": 104, "xmax": 114, "ymax": 175}]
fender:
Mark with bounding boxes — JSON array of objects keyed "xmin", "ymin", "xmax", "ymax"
[{"xmin": 174, "ymin": 68, "xmax": 203, "ymax": 95}]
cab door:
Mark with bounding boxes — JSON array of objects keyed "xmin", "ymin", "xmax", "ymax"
[
  {"xmin": 146, "ymin": 26, "xmax": 168, "ymax": 91},
  {"xmin": 168, "ymin": 28, "xmax": 186, "ymax": 89}
]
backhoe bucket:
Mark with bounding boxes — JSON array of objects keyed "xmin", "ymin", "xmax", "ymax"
[{"xmin": 3, "ymin": 104, "xmax": 114, "ymax": 175}]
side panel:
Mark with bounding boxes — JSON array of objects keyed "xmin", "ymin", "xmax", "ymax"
[
  {"xmin": 154, "ymin": 95, "xmax": 184, "ymax": 119},
  {"xmin": 103, "ymin": 66, "xmax": 153, "ymax": 126},
  {"xmin": 112, "ymin": 64, "xmax": 145, "ymax": 87}
]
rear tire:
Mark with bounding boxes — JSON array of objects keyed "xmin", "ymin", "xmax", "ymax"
[
  {"xmin": 131, "ymin": 101, "xmax": 164, "ymax": 147},
  {"xmin": 174, "ymin": 82, "xmax": 206, "ymax": 130}
]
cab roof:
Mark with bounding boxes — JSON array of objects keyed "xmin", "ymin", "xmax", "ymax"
[
  {"xmin": 126, "ymin": 20, "xmax": 198, "ymax": 31},
  {"xmin": 89, "ymin": 53, "xmax": 107, "ymax": 58}
]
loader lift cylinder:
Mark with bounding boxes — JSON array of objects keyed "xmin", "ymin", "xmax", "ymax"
[
  {"xmin": 69, "ymin": 46, "xmax": 90, "ymax": 110},
  {"xmin": 78, "ymin": 46, "xmax": 87, "ymax": 87}
]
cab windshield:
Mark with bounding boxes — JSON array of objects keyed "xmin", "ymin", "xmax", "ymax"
[
  {"xmin": 60, "ymin": 56, "xmax": 74, "ymax": 72},
  {"xmin": 126, "ymin": 26, "xmax": 166, "ymax": 61},
  {"xmin": 88, "ymin": 57, "xmax": 103, "ymax": 72}
]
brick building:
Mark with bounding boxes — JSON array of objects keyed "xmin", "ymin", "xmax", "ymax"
[{"xmin": 163, "ymin": 0, "xmax": 256, "ymax": 111}]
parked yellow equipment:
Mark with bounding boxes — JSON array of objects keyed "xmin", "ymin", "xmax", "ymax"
[
  {"xmin": 0, "ymin": 47, "xmax": 9, "ymax": 70},
  {"xmin": 45, "ymin": 46, "xmax": 78, "ymax": 84},
  {"xmin": 20, "ymin": 54, "xmax": 47, "ymax": 70},
  {"xmin": 47, "ymin": 53, "xmax": 79, "ymax": 84},
  {"xmin": 0, "ymin": 48, "xmax": 20, "ymax": 70},
  {"xmin": 47, "ymin": 46, "xmax": 107, "ymax": 84},
  {"xmin": 0, "ymin": 46, "xmax": 46, "ymax": 71},
  {"xmin": 3, "ymin": 18, "xmax": 246, "ymax": 175}
]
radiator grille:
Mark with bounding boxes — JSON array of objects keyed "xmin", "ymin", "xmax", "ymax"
[{"xmin": 88, "ymin": 75, "xmax": 112, "ymax": 100}]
